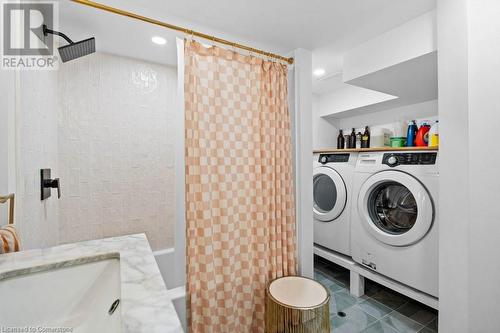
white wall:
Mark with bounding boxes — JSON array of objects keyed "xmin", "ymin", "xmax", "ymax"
[
  {"xmin": 437, "ymin": 1, "xmax": 469, "ymax": 331},
  {"xmin": 337, "ymin": 99, "xmax": 438, "ymax": 138},
  {"xmin": 343, "ymin": 10, "xmax": 436, "ymax": 82},
  {"xmin": 57, "ymin": 53, "xmax": 178, "ymax": 251},
  {"xmin": 14, "ymin": 52, "xmax": 178, "ymax": 251},
  {"xmin": 173, "ymin": 38, "xmax": 186, "ymax": 287},
  {"xmin": 292, "ymin": 49, "xmax": 314, "ymax": 278},
  {"xmin": 467, "ymin": 1, "xmax": 500, "ymax": 330},
  {"xmin": 312, "ymin": 94, "xmax": 337, "ymax": 149},
  {"xmin": 0, "ymin": 71, "xmax": 16, "ymax": 225},
  {"xmin": 340, "ymin": 11, "xmax": 438, "ymax": 113},
  {"xmin": 0, "ymin": 74, "xmax": 9, "ymax": 197},
  {"xmin": 316, "ymin": 85, "xmax": 396, "ymax": 118},
  {"xmin": 438, "ymin": 0, "xmax": 500, "ymax": 331},
  {"xmin": 314, "ymin": 99, "xmax": 438, "ymax": 149},
  {"xmin": 17, "ymin": 70, "xmax": 60, "ymax": 249}
]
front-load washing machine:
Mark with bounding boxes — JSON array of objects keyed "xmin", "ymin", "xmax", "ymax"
[
  {"xmin": 313, "ymin": 152, "xmax": 358, "ymax": 256},
  {"xmin": 351, "ymin": 150, "xmax": 439, "ymax": 297}
]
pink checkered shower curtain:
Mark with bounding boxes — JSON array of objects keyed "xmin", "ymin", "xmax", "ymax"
[{"xmin": 184, "ymin": 40, "xmax": 297, "ymax": 333}]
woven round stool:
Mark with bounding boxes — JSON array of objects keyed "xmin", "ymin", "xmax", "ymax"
[{"xmin": 265, "ymin": 276, "xmax": 330, "ymax": 333}]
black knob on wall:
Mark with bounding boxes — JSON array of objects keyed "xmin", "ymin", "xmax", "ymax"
[{"xmin": 41, "ymin": 169, "xmax": 61, "ymax": 200}]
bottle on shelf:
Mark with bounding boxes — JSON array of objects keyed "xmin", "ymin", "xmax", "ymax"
[
  {"xmin": 356, "ymin": 132, "xmax": 362, "ymax": 149},
  {"xmin": 406, "ymin": 120, "xmax": 418, "ymax": 147},
  {"xmin": 428, "ymin": 120, "xmax": 439, "ymax": 147},
  {"xmin": 349, "ymin": 128, "xmax": 356, "ymax": 149},
  {"xmin": 361, "ymin": 126, "xmax": 370, "ymax": 148},
  {"xmin": 337, "ymin": 129, "xmax": 345, "ymax": 149},
  {"xmin": 415, "ymin": 122, "xmax": 431, "ymax": 147}
]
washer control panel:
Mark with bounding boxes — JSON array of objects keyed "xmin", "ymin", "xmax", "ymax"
[
  {"xmin": 382, "ymin": 152, "xmax": 437, "ymax": 167},
  {"xmin": 318, "ymin": 154, "xmax": 350, "ymax": 164}
]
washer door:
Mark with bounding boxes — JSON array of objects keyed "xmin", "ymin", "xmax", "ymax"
[
  {"xmin": 313, "ymin": 166, "xmax": 347, "ymax": 222},
  {"xmin": 358, "ymin": 170, "xmax": 434, "ymax": 246}
]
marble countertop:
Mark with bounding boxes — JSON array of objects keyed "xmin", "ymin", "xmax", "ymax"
[{"xmin": 0, "ymin": 234, "xmax": 184, "ymax": 333}]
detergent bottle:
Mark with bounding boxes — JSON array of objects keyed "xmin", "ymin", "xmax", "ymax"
[
  {"xmin": 415, "ymin": 122, "xmax": 431, "ymax": 147},
  {"xmin": 406, "ymin": 120, "xmax": 418, "ymax": 147},
  {"xmin": 428, "ymin": 121, "xmax": 439, "ymax": 147}
]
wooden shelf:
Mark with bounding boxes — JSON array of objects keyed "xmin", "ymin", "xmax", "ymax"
[{"xmin": 313, "ymin": 146, "xmax": 439, "ymax": 154}]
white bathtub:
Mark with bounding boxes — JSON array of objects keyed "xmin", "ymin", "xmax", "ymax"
[{"xmin": 154, "ymin": 248, "xmax": 187, "ymax": 332}]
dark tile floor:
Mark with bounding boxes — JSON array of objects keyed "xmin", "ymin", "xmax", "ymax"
[{"xmin": 314, "ymin": 256, "xmax": 438, "ymax": 333}]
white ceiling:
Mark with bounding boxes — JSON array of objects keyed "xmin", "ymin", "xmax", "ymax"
[
  {"xmin": 147, "ymin": 0, "xmax": 435, "ymax": 68},
  {"xmin": 58, "ymin": 0, "xmax": 436, "ymax": 91},
  {"xmin": 144, "ymin": 0, "xmax": 436, "ymax": 50},
  {"xmin": 59, "ymin": 1, "xmax": 179, "ymax": 66}
]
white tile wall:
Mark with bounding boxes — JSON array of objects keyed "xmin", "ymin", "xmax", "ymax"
[
  {"xmin": 56, "ymin": 53, "xmax": 178, "ymax": 250},
  {"xmin": 17, "ymin": 70, "xmax": 60, "ymax": 249},
  {"xmin": 0, "ymin": 70, "xmax": 15, "ymax": 226}
]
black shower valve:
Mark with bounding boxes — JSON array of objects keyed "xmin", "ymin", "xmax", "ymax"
[{"xmin": 40, "ymin": 169, "xmax": 61, "ymax": 200}]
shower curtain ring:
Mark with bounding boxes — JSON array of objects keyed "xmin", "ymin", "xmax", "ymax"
[{"xmin": 185, "ymin": 30, "xmax": 193, "ymax": 42}]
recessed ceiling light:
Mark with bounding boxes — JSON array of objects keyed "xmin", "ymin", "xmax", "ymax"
[
  {"xmin": 151, "ymin": 36, "xmax": 167, "ymax": 45},
  {"xmin": 313, "ymin": 68, "xmax": 326, "ymax": 77}
]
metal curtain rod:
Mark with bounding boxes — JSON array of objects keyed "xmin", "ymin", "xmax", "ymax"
[{"xmin": 71, "ymin": 0, "xmax": 294, "ymax": 64}]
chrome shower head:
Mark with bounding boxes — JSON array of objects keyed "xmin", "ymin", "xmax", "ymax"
[{"xmin": 43, "ymin": 25, "xmax": 96, "ymax": 63}]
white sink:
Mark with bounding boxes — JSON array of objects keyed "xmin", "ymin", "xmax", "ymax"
[{"xmin": 0, "ymin": 256, "xmax": 122, "ymax": 333}]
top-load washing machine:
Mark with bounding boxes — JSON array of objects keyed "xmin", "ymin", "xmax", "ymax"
[
  {"xmin": 351, "ymin": 150, "xmax": 439, "ymax": 297},
  {"xmin": 313, "ymin": 152, "xmax": 358, "ymax": 256}
]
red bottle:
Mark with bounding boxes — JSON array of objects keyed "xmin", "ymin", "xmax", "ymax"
[{"xmin": 415, "ymin": 123, "xmax": 431, "ymax": 147}]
